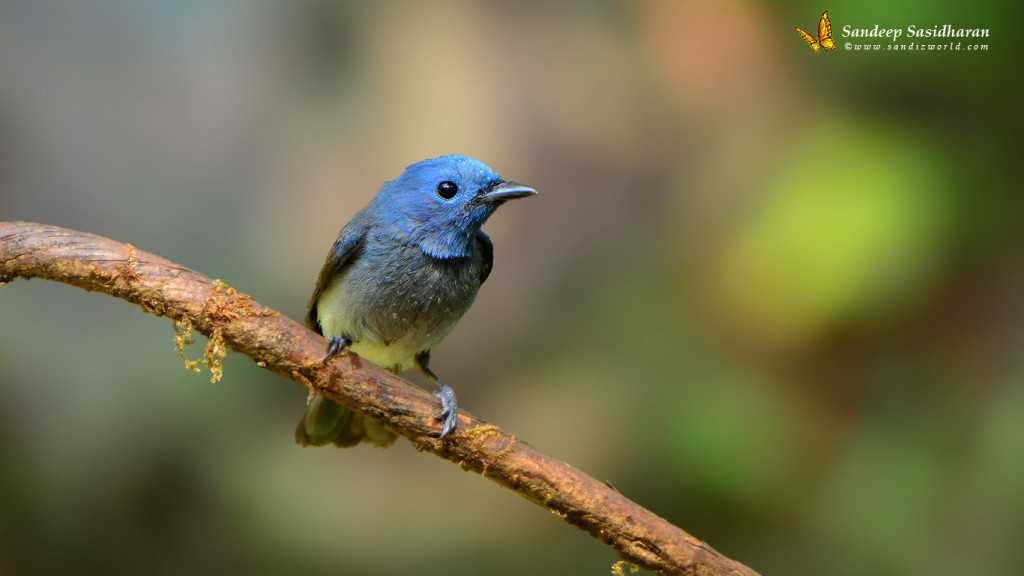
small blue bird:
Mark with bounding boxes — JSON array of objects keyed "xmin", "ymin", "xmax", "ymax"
[{"xmin": 296, "ymin": 155, "xmax": 536, "ymax": 447}]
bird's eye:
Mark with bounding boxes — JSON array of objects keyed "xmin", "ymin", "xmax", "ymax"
[{"xmin": 436, "ymin": 181, "xmax": 458, "ymax": 200}]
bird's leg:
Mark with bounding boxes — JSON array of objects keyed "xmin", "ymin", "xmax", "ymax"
[
  {"xmin": 323, "ymin": 335, "xmax": 352, "ymax": 363},
  {"xmin": 415, "ymin": 351, "xmax": 458, "ymax": 439},
  {"xmin": 313, "ymin": 335, "xmax": 353, "ymax": 404}
]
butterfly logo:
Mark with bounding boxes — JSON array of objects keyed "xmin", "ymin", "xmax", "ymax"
[{"xmin": 795, "ymin": 10, "xmax": 836, "ymax": 53}]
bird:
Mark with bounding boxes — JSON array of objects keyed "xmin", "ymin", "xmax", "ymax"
[{"xmin": 295, "ymin": 155, "xmax": 536, "ymax": 447}]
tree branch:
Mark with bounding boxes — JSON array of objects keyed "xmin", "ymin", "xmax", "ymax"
[{"xmin": 0, "ymin": 221, "xmax": 759, "ymax": 576}]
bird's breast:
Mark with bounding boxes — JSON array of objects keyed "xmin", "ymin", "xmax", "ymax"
[{"xmin": 315, "ymin": 240, "xmax": 484, "ymax": 371}]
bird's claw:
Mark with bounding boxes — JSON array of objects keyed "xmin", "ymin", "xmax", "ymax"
[
  {"xmin": 323, "ymin": 335, "xmax": 351, "ymax": 363},
  {"xmin": 432, "ymin": 384, "xmax": 458, "ymax": 439}
]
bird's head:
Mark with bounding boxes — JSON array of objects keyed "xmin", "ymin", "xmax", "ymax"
[{"xmin": 373, "ymin": 155, "xmax": 536, "ymax": 258}]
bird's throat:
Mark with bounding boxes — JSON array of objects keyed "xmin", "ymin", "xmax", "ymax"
[{"xmin": 415, "ymin": 225, "xmax": 478, "ymax": 260}]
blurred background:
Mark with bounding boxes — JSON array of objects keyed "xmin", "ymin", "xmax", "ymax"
[{"xmin": 1, "ymin": 1, "xmax": 1021, "ymax": 574}]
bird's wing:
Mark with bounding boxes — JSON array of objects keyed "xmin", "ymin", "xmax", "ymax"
[
  {"xmin": 476, "ymin": 231, "xmax": 494, "ymax": 285},
  {"xmin": 306, "ymin": 223, "xmax": 368, "ymax": 332}
]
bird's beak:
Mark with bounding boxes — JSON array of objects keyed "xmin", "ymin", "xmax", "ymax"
[{"xmin": 478, "ymin": 181, "xmax": 537, "ymax": 204}]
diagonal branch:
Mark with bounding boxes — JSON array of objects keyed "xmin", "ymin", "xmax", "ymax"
[{"xmin": 0, "ymin": 221, "xmax": 759, "ymax": 576}]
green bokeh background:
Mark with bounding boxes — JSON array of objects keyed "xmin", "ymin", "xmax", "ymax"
[{"xmin": 1, "ymin": 1, "xmax": 1020, "ymax": 575}]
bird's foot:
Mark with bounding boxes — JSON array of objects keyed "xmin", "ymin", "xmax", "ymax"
[
  {"xmin": 432, "ymin": 381, "xmax": 458, "ymax": 439},
  {"xmin": 323, "ymin": 336, "xmax": 351, "ymax": 363}
]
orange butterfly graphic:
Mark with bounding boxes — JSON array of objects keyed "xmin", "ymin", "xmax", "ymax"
[{"xmin": 795, "ymin": 11, "xmax": 836, "ymax": 53}]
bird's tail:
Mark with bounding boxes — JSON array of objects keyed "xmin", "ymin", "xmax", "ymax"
[{"xmin": 295, "ymin": 392, "xmax": 397, "ymax": 448}]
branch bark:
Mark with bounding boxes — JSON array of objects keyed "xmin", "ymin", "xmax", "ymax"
[{"xmin": 0, "ymin": 221, "xmax": 759, "ymax": 576}]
